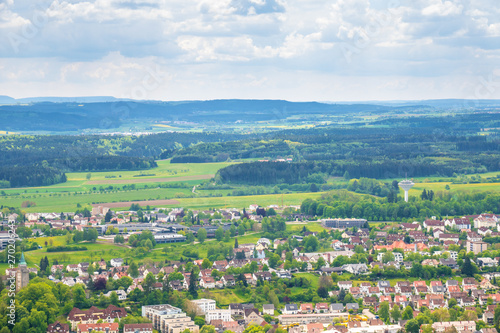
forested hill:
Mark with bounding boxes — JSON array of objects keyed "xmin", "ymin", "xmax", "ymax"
[{"xmin": 0, "ymin": 99, "xmax": 394, "ymax": 131}]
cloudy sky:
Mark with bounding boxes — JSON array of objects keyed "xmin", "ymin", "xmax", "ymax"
[{"xmin": 1, "ymin": 0, "xmax": 500, "ymax": 101}]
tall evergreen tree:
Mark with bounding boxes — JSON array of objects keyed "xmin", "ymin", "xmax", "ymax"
[
  {"xmin": 421, "ymin": 189, "xmax": 428, "ymax": 200},
  {"xmin": 189, "ymin": 269, "xmax": 198, "ymax": 298},
  {"xmin": 461, "ymin": 256, "xmax": 475, "ymax": 277},
  {"xmin": 234, "ymin": 237, "xmax": 239, "ymax": 249}
]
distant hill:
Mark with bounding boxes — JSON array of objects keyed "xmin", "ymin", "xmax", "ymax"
[
  {"xmin": 16, "ymin": 96, "xmax": 128, "ymax": 103},
  {"xmin": 0, "ymin": 97, "xmax": 498, "ymax": 132},
  {"xmin": 0, "ymin": 99, "xmax": 396, "ymax": 132},
  {"xmin": 0, "ymin": 95, "xmax": 17, "ymax": 104}
]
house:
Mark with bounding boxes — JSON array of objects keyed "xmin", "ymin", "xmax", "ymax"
[
  {"xmin": 394, "ymin": 295, "xmax": 407, "ymax": 303},
  {"xmin": 453, "ymin": 218, "xmax": 471, "ymax": 230},
  {"xmin": 342, "ymin": 264, "xmax": 368, "ymax": 275},
  {"xmin": 368, "ymin": 287, "xmax": 381, "ymax": 297},
  {"xmin": 67, "ymin": 264, "xmax": 79, "ymax": 272},
  {"xmin": 77, "ymin": 323, "xmax": 119, "ymax": 333},
  {"xmin": 51, "ymin": 265, "xmax": 64, "ymax": 273},
  {"xmin": 462, "ymin": 278, "xmax": 478, "ymax": 291},
  {"xmin": 359, "ymin": 282, "xmax": 371, "ymax": 294},
  {"xmin": 483, "ymin": 312, "xmax": 494, "ymax": 325},
  {"xmin": 262, "ymin": 304, "xmax": 274, "ymax": 316},
  {"xmin": 255, "ymin": 272, "xmax": 272, "ymax": 281},
  {"xmin": 338, "ymin": 281, "xmax": 353, "ymax": 290},
  {"xmin": 95, "ymin": 260, "xmax": 107, "ymax": 270},
  {"xmin": 110, "ymin": 258, "xmax": 124, "ymax": 267},
  {"xmin": 440, "ymin": 258, "xmax": 458, "ymax": 269},
  {"xmin": 432, "ymin": 321, "xmax": 475, "ymax": 333},
  {"xmin": 330, "ymin": 303, "xmax": 345, "ymax": 313},
  {"xmin": 283, "ymin": 304, "xmax": 299, "ymax": 315},
  {"xmin": 244, "ymin": 309, "xmax": 265, "ymax": 326},
  {"xmin": 474, "ymin": 214, "xmax": 498, "ymax": 229},
  {"xmin": 199, "ymin": 276, "xmax": 216, "ymax": 289},
  {"xmin": 47, "ymin": 321, "xmax": 70, "ymax": 333},
  {"xmin": 104, "ymin": 290, "xmax": 127, "ymax": 301},
  {"xmin": 421, "ymin": 259, "xmax": 439, "ymax": 267},
  {"xmin": 478, "ymin": 257, "xmax": 498, "ymax": 267},
  {"xmin": 349, "ymin": 287, "xmax": 362, "ymax": 298},
  {"xmin": 123, "ymin": 324, "xmax": 153, "ymax": 333},
  {"xmin": 380, "ymin": 295, "xmax": 392, "ymax": 303},
  {"xmin": 377, "ymin": 281, "xmax": 391, "ymax": 293},
  {"xmin": 315, "ymin": 303, "xmax": 329, "ymax": 313},
  {"xmin": 363, "ymin": 297, "xmax": 378, "ymax": 307},
  {"xmin": 423, "ymin": 220, "xmax": 445, "ymax": 232},
  {"xmin": 222, "ymin": 275, "xmax": 236, "ymax": 287},
  {"xmin": 300, "ymin": 303, "xmax": 314, "ymax": 314},
  {"xmin": 257, "ymin": 238, "xmax": 271, "ymax": 248},
  {"xmin": 228, "ymin": 304, "xmax": 245, "ymax": 316},
  {"xmin": 346, "ymin": 303, "xmax": 359, "ymax": 311},
  {"xmin": 68, "ymin": 305, "xmax": 128, "ymax": 330}
]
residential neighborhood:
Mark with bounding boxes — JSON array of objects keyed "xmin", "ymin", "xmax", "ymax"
[{"xmin": 2, "ymin": 207, "xmax": 500, "ymax": 333}]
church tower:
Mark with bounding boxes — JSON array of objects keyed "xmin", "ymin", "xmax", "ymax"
[{"xmin": 16, "ymin": 252, "xmax": 29, "ymax": 291}]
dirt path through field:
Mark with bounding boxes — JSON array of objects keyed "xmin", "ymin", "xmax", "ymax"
[{"xmin": 92, "ymin": 199, "xmax": 180, "ymax": 208}]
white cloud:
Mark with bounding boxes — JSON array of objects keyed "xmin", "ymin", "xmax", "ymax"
[
  {"xmin": 422, "ymin": 0, "xmax": 463, "ymax": 17},
  {"xmin": 1, "ymin": 0, "xmax": 500, "ymax": 101}
]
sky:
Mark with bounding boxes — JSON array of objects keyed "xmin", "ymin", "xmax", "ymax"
[{"xmin": 1, "ymin": 0, "xmax": 500, "ymax": 102}]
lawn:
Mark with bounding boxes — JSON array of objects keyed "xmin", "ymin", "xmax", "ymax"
[
  {"xmin": 286, "ymin": 221, "xmax": 326, "ymax": 233},
  {"xmin": 294, "ymin": 272, "xmax": 320, "ymax": 288},
  {"xmin": 200, "ymin": 289, "xmax": 251, "ymax": 306}
]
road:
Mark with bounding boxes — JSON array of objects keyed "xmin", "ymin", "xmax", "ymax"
[{"xmin": 363, "ymin": 308, "xmax": 376, "ymax": 319}]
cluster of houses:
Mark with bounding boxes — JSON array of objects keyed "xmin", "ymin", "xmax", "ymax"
[
  {"xmin": 5, "ymin": 207, "xmax": 500, "ymax": 333},
  {"xmin": 47, "ymin": 304, "xmax": 153, "ymax": 333}
]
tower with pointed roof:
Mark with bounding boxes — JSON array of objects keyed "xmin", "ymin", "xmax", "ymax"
[{"xmin": 16, "ymin": 251, "xmax": 29, "ymax": 291}]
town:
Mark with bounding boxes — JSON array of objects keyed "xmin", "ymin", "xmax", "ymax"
[{"xmin": 2, "ymin": 204, "xmax": 500, "ymax": 333}]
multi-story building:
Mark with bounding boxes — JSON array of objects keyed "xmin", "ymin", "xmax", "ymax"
[
  {"xmin": 142, "ymin": 304, "xmax": 198, "ymax": 333},
  {"xmin": 77, "ymin": 323, "xmax": 119, "ymax": 333},
  {"xmin": 432, "ymin": 321, "xmax": 476, "ymax": 333},
  {"xmin": 206, "ymin": 309, "xmax": 232, "ymax": 323},
  {"xmin": 123, "ymin": 323, "xmax": 153, "ymax": 333},
  {"xmin": 68, "ymin": 305, "xmax": 127, "ymax": 330},
  {"xmin": 466, "ymin": 240, "xmax": 488, "ymax": 254},
  {"xmin": 190, "ymin": 299, "xmax": 216, "ymax": 315}
]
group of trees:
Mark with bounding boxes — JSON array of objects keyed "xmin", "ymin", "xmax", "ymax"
[{"xmin": 301, "ymin": 190, "xmax": 500, "ymax": 221}]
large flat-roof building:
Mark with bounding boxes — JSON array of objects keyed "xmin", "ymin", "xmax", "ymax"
[
  {"xmin": 321, "ymin": 218, "xmax": 367, "ymax": 229},
  {"xmin": 154, "ymin": 234, "xmax": 186, "ymax": 243},
  {"xmin": 142, "ymin": 305, "xmax": 198, "ymax": 333}
]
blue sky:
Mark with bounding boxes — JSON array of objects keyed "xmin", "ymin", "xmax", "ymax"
[{"xmin": 1, "ymin": 0, "xmax": 500, "ymax": 101}]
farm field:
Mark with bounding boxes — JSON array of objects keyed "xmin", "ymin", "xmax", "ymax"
[
  {"xmin": 411, "ymin": 182, "xmax": 500, "ymax": 194},
  {"xmin": 174, "ymin": 192, "xmax": 326, "ymax": 211}
]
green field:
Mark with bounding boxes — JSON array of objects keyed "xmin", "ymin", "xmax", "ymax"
[
  {"xmin": 175, "ymin": 192, "xmax": 324, "ymax": 211},
  {"xmin": 2, "ymin": 156, "xmax": 499, "ymax": 213}
]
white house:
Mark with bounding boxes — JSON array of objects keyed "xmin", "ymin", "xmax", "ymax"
[{"xmin": 110, "ymin": 258, "xmax": 124, "ymax": 267}]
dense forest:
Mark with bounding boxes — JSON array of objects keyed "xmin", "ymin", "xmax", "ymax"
[{"xmin": 1, "ymin": 109, "xmax": 499, "ymax": 187}]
